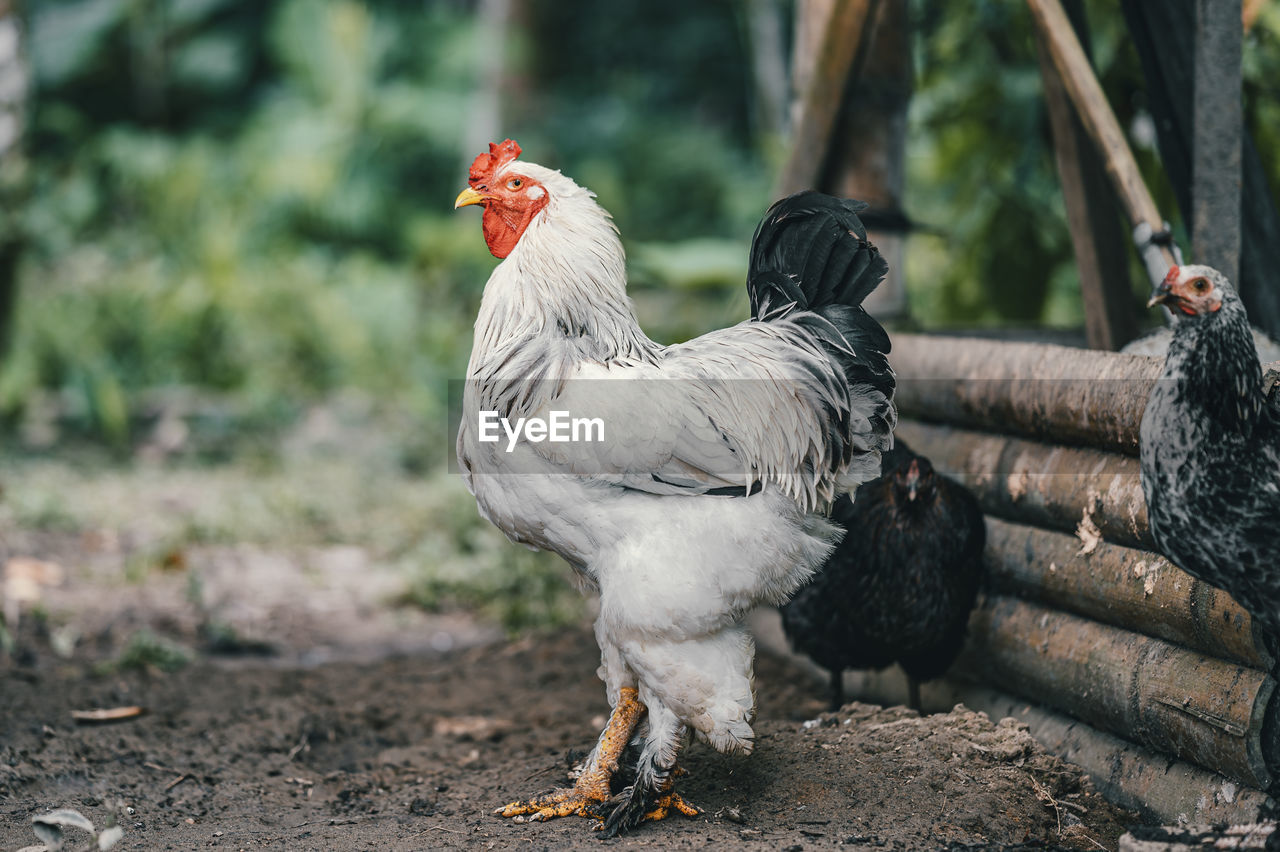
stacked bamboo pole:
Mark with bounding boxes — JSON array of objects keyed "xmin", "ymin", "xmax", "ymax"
[
  {"xmin": 967, "ymin": 684, "xmax": 1272, "ymax": 825},
  {"xmin": 749, "ymin": 606, "xmax": 1269, "ymax": 824},
  {"xmin": 892, "ymin": 335, "xmax": 1159, "ymax": 453},
  {"xmin": 881, "ymin": 334, "xmax": 1280, "ymax": 796},
  {"xmin": 892, "ymin": 334, "xmax": 1280, "ymax": 455},
  {"xmin": 894, "ymin": 420, "xmax": 1151, "ymax": 549},
  {"xmin": 960, "ymin": 596, "xmax": 1274, "ymax": 789},
  {"xmin": 981, "ymin": 518, "xmax": 1269, "ymax": 670}
]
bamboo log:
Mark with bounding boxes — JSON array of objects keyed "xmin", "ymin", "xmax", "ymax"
[
  {"xmin": 1034, "ymin": 1, "xmax": 1137, "ymax": 351},
  {"xmin": 969, "ymin": 686, "xmax": 1272, "ymax": 827},
  {"xmin": 828, "ymin": 669, "xmax": 1271, "ymax": 824},
  {"xmin": 1026, "ymin": 0, "xmax": 1179, "ymax": 284},
  {"xmin": 984, "ymin": 517, "xmax": 1271, "ymax": 671},
  {"xmin": 892, "ymin": 335, "xmax": 1280, "ymax": 454},
  {"xmin": 895, "ymin": 420, "xmax": 1151, "ymax": 549},
  {"xmin": 1121, "ymin": 825, "xmax": 1273, "ymax": 851},
  {"xmin": 959, "ymin": 596, "xmax": 1276, "ymax": 790},
  {"xmin": 777, "ymin": 0, "xmax": 880, "ymax": 196},
  {"xmin": 748, "ymin": 607, "xmax": 1271, "ymax": 825},
  {"xmin": 891, "ymin": 334, "xmax": 1161, "ymax": 454}
]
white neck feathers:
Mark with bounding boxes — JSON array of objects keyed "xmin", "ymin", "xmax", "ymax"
[{"xmin": 468, "ymin": 166, "xmax": 655, "ymax": 384}]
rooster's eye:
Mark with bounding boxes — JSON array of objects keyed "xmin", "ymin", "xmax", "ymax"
[
  {"xmin": 1191, "ymin": 278, "xmax": 1208, "ymax": 293},
  {"xmin": 507, "ymin": 178, "xmax": 523, "ymax": 190}
]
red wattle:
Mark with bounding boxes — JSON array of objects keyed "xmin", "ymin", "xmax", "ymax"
[
  {"xmin": 482, "ymin": 208, "xmax": 520, "ymax": 259},
  {"xmin": 481, "ymin": 196, "xmax": 548, "ymax": 259}
]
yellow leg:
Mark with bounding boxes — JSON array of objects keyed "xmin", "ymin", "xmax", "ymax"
[{"xmin": 495, "ymin": 687, "xmax": 645, "ymax": 823}]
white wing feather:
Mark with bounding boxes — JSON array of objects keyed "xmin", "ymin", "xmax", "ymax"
[{"xmin": 519, "ymin": 318, "xmax": 888, "ymax": 512}]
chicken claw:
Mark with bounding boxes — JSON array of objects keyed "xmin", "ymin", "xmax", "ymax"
[
  {"xmin": 495, "ymin": 687, "xmax": 645, "ymax": 823},
  {"xmin": 643, "ymin": 791, "xmax": 701, "ymax": 822},
  {"xmin": 597, "ymin": 780, "xmax": 701, "ymax": 838}
]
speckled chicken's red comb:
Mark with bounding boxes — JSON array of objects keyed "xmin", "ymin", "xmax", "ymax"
[
  {"xmin": 1163, "ymin": 265, "xmax": 1181, "ymax": 286},
  {"xmin": 469, "ymin": 139, "xmax": 521, "ymax": 187}
]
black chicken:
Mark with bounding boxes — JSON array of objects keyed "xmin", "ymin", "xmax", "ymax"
[
  {"xmin": 779, "ymin": 439, "xmax": 986, "ymax": 711},
  {"xmin": 1141, "ymin": 264, "xmax": 1280, "ymax": 651}
]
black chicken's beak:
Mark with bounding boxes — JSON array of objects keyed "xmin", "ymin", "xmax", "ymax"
[
  {"xmin": 1147, "ymin": 283, "xmax": 1171, "ymax": 309},
  {"xmin": 1148, "ymin": 266, "xmax": 1178, "ymax": 308},
  {"xmin": 905, "ymin": 461, "xmax": 921, "ymax": 501}
]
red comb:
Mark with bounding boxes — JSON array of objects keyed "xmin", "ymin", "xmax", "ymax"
[
  {"xmin": 469, "ymin": 139, "xmax": 522, "ymax": 187},
  {"xmin": 1163, "ymin": 265, "xmax": 1180, "ymax": 286}
]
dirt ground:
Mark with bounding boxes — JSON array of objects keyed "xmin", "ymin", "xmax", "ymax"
[
  {"xmin": 0, "ymin": 455, "xmax": 1142, "ymax": 851},
  {"xmin": 2, "ymin": 622, "xmax": 1141, "ymax": 852}
]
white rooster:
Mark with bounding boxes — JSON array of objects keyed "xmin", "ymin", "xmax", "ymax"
[{"xmin": 454, "ymin": 139, "xmax": 895, "ymax": 835}]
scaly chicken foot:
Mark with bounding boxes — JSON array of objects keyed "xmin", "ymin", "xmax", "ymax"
[
  {"xmin": 597, "ymin": 783, "xmax": 702, "ymax": 836},
  {"xmin": 642, "ymin": 791, "xmax": 701, "ymax": 822},
  {"xmin": 598, "ymin": 764, "xmax": 701, "ymax": 837},
  {"xmin": 494, "ymin": 686, "xmax": 645, "ymax": 823}
]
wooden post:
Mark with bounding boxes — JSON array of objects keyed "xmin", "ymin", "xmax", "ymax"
[
  {"xmin": 787, "ymin": 0, "xmax": 832, "ymax": 135},
  {"xmin": 1191, "ymin": 0, "xmax": 1243, "ymax": 284},
  {"xmin": 1033, "ymin": 2, "xmax": 1136, "ymax": 350},
  {"xmin": 826, "ymin": 0, "xmax": 911, "ymax": 320},
  {"xmin": 776, "ymin": 0, "xmax": 880, "ymax": 197},
  {"xmin": 744, "ymin": 0, "xmax": 789, "ymax": 140},
  {"xmin": 1026, "ymin": 0, "xmax": 1179, "ymax": 286},
  {"xmin": 1120, "ymin": 0, "xmax": 1280, "ymax": 339}
]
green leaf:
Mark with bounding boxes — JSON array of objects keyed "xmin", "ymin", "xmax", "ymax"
[{"xmin": 29, "ymin": 0, "xmax": 126, "ymax": 85}]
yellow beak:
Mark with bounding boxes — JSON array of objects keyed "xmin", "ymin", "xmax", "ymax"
[{"xmin": 454, "ymin": 187, "xmax": 486, "ymax": 209}]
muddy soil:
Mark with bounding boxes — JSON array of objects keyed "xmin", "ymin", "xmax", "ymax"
[
  {"xmin": 1, "ymin": 623, "xmax": 1138, "ymax": 852},
  {"xmin": 0, "ymin": 454, "xmax": 1142, "ymax": 850}
]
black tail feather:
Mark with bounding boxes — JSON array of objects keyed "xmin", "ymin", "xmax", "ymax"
[
  {"xmin": 746, "ymin": 190, "xmax": 893, "ymax": 400},
  {"xmin": 746, "ymin": 190, "xmax": 896, "ymax": 488},
  {"xmin": 747, "ymin": 191, "xmax": 887, "ymax": 316}
]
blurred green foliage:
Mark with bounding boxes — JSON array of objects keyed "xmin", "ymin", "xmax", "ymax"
[
  {"xmin": 7, "ymin": 0, "xmax": 499, "ymax": 446},
  {"xmin": 1244, "ymin": 2, "xmax": 1280, "ymax": 187},
  {"xmin": 3, "ymin": 0, "xmax": 1279, "ymax": 438},
  {"xmin": 4, "ymin": 0, "xmax": 1278, "ymax": 634},
  {"xmin": 112, "ymin": 628, "xmax": 192, "ymax": 672},
  {"xmin": 4, "ymin": 0, "xmax": 779, "ymax": 448}
]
